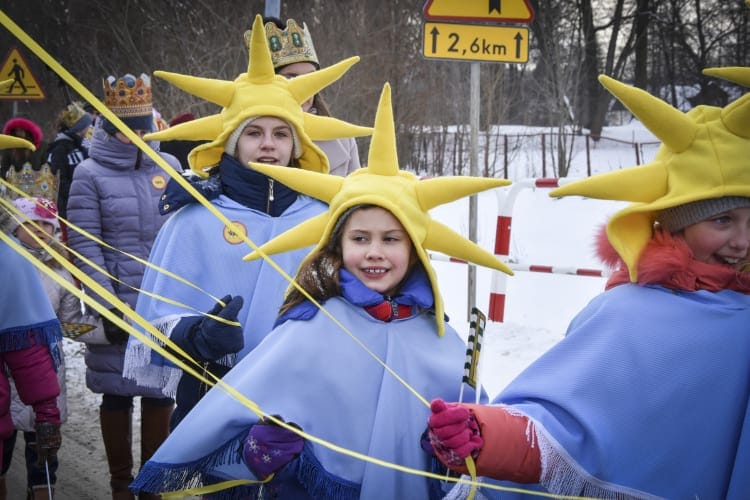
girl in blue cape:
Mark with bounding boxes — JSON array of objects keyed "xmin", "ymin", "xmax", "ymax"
[
  {"xmin": 123, "ymin": 14, "xmax": 371, "ymax": 430},
  {"xmin": 0, "ymin": 133, "xmax": 63, "ymax": 495},
  {"xmin": 129, "ymin": 83, "xmax": 513, "ymax": 499},
  {"xmin": 428, "ymin": 67, "xmax": 750, "ymax": 499}
]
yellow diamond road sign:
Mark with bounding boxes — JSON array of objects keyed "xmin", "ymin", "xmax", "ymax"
[
  {"xmin": 0, "ymin": 47, "xmax": 45, "ymax": 100},
  {"xmin": 423, "ymin": 22, "xmax": 528, "ymax": 63},
  {"xmin": 423, "ymin": 0, "xmax": 535, "ymax": 23}
]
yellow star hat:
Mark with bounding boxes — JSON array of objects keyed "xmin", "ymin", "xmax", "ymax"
[
  {"xmin": 243, "ymin": 83, "xmax": 513, "ymax": 336},
  {"xmin": 0, "ymin": 134, "xmax": 34, "ymax": 151},
  {"xmin": 550, "ymin": 68, "xmax": 750, "ymax": 281},
  {"xmin": 144, "ymin": 14, "xmax": 372, "ymax": 176}
]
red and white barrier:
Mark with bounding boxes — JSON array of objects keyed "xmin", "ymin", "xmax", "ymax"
[
  {"xmin": 429, "ymin": 252, "xmax": 608, "ymax": 278},
  {"xmin": 431, "ymin": 178, "xmax": 610, "ymax": 323}
]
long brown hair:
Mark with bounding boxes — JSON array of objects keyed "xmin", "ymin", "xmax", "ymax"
[{"xmin": 278, "ymin": 249, "xmax": 343, "ymax": 317}]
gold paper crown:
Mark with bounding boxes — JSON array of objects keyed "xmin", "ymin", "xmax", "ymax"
[
  {"xmin": 59, "ymin": 101, "xmax": 88, "ymax": 128},
  {"xmin": 103, "ymin": 73, "xmax": 153, "ymax": 118},
  {"xmin": 244, "ymin": 18, "xmax": 319, "ymax": 69}
]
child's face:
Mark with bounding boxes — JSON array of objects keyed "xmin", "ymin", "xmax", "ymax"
[
  {"xmin": 340, "ymin": 207, "xmax": 413, "ymax": 297},
  {"xmin": 236, "ymin": 116, "xmax": 294, "ymax": 167},
  {"xmin": 681, "ymin": 206, "xmax": 750, "ymax": 270},
  {"xmin": 16, "ymin": 220, "xmax": 55, "ymax": 249}
]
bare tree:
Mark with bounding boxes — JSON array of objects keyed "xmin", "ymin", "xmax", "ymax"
[{"xmin": 0, "ymin": 0, "xmax": 747, "ymax": 175}]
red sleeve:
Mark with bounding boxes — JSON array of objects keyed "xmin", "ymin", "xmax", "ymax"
[
  {"xmin": 460, "ymin": 404, "xmax": 541, "ymax": 483},
  {"xmin": 5, "ymin": 344, "xmax": 61, "ymax": 424}
]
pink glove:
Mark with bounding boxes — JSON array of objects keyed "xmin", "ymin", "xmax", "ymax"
[{"xmin": 428, "ymin": 398, "xmax": 483, "ymax": 466}]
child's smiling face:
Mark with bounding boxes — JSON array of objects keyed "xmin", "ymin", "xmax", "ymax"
[
  {"xmin": 681, "ymin": 206, "xmax": 750, "ymax": 270},
  {"xmin": 340, "ymin": 206, "xmax": 413, "ymax": 296}
]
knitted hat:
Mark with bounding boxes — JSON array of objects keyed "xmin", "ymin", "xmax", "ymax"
[
  {"xmin": 103, "ymin": 73, "xmax": 155, "ymax": 132},
  {"xmin": 223, "ymin": 116, "xmax": 302, "ymax": 159},
  {"xmin": 2, "ymin": 117, "xmax": 43, "ymax": 148},
  {"xmin": 658, "ymin": 196, "xmax": 750, "ymax": 232},
  {"xmin": 244, "ymin": 18, "xmax": 319, "ymax": 70},
  {"xmin": 59, "ymin": 101, "xmax": 93, "ymax": 134},
  {"xmin": 550, "ymin": 67, "xmax": 750, "ymax": 281},
  {"xmin": 144, "ymin": 14, "xmax": 371, "ymax": 176},
  {"xmin": 11, "ymin": 197, "xmax": 60, "ymax": 233},
  {"xmin": 243, "ymin": 83, "xmax": 513, "ymax": 337}
]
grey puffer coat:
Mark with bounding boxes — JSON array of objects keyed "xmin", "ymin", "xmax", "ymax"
[{"xmin": 67, "ymin": 124, "xmax": 180, "ymax": 397}]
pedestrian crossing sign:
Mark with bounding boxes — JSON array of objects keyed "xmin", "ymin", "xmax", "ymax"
[{"xmin": 0, "ymin": 47, "xmax": 45, "ymax": 100}]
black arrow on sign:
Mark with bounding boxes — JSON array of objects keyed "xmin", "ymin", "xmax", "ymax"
[
  {"xmin": 430, "ymin": 26, "xmax": 440, "ymax": 53},
  {"xmin": 489, "ymin": 0, "xmax": 501, "ymax": 14},
  {"xmin": 514, "ymin": 32, "xmax": 523, "ymax": 58}
]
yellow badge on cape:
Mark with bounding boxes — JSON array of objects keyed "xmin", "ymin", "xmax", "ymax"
[
  {"xmin": 223, "ymin": 221, "xmax": 247, "ymax": 245},
  {"xmin": 151, "ymin": 174, "xmax": 166, "ymax": 190}
]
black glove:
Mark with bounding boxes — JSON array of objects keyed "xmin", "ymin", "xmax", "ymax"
[
  {"xmin": 188, "ymin": 295, "xmax": 244, "ymax": 361},
  {"xmin": 34, "ymin": 422, "xmax": 61, "ymax": 467},
  {"xmin": 102, "ymin": 307, "xmax": 128, "ymax": 344}
]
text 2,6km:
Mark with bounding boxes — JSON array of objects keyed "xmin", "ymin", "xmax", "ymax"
[
  {"xmin": 422, "ymin": 22, "xmax": 529, "ymax": 63},
  {"xmin": 449, "ymin": 33, "xmax": 507, "ymax": 56}
]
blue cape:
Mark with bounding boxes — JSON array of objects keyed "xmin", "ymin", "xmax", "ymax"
[
  {"xmin": 131, "ymin": 294, "xmax": 485, "ymax": 499},
  {"xmin": 467, "ymin": 284, "xmax": 750, "ymax": 499},
  {"xmin": 124, "ymin": 194, "xmax": 326, "ymax": 395},
  {"xmin": 0, "ymin": 238, "xmax": 62, "ymax": 364}
]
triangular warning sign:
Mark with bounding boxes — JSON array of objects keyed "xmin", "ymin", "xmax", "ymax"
[
  {"xmin": 423, "ymin": 0, "xmax": 534, "ymax": 23},
  {"xmin": 0, "ymin": 47, "xmax": 45, "ymax": 100}
]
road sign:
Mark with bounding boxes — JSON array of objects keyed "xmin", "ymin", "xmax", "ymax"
[
  {"xmin": 0, "ymin": 47, "xmax": 45, "ymax": 100},
  {"xmin": 423, "ymin": 0, "xmax": 535, "ymax": 24},
  {"xmin": 423, "ymin": 22, "xmax": 528, "ymax": 63}
]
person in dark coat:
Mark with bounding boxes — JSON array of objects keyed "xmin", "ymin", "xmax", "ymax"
[{"xmin": 46, "ymin": 101, "xmax": 92, "ymax": 242}]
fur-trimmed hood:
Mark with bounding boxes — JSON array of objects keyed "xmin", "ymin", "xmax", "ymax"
[{"xmin": 596, "ymin": 225, "xmax": 750, "ymax": 293}]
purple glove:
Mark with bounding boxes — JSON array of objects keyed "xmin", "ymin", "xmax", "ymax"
[
  {"xmin": 243, "ymin": 418, "xmax": 303, "ymax": 479},
  {"xmin": 428, "ymin": 398, "xmax": 483, "ymax": 466}
]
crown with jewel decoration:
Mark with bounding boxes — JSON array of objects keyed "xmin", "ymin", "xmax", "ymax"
[
  {"xmin": 103, "ymin": 73, "xmax": 153, "ymax": 118},
  {"xmin": 244, "ymin": 18, "xmax": 319, "ymax": 69}
]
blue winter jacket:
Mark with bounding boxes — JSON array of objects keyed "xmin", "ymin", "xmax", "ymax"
[{"xmin": 67, "ymin": 123, "xmax": 180, "ymax": 397}]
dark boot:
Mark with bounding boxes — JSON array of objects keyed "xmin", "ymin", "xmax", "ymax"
[
  {"xmin": 27, "ymin": 486, "xmax": 54, "ymax": 499},
  {"xmin": 100, "ymin": 407, "xmax": 135, "ymax": 500},
  {"xmin": 138, "ymin": 400, "xmax": 173, "ymax": 500}
]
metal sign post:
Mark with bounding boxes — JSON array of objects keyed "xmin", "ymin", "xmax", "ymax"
[
  {"xmin": 468, "ymin": 62, "xmax": 480, "ymax": 319},
  {"xmin": 420, "ymin": 0, "xmax": 535, "ymax": 319},
  {"xmin": 264, "ymin": 0, "xmax": 280, "ymax": 19}
]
